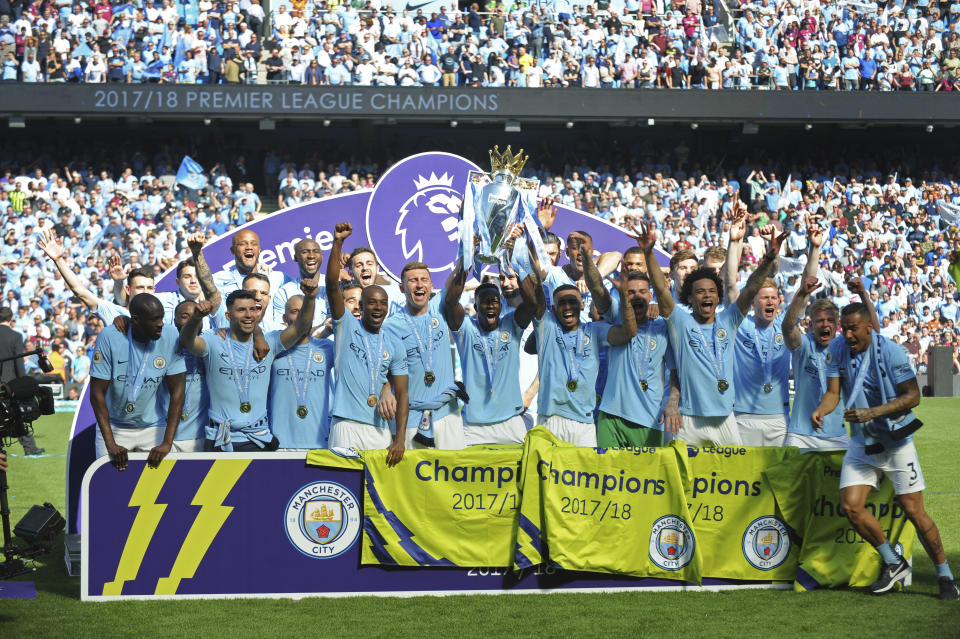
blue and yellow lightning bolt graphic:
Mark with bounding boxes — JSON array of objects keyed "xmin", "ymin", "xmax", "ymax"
[
  {"xmin": 101, "ymin": 459, "xmax": 176, "ymax": 596},
  {"xmin": 154, "ymin": 459, "xmax": 251, "ymax": 595}
]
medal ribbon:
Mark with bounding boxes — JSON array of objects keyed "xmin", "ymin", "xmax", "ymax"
[
  {"xmin": 753, "ymin": 322, "xmax": 776, "ymax": 388},
  {"xmin": 809, "ymin": 334, "xmax": 827, "ymax": 395},
  {"xmin": 844, "ymin": 340, "xmax": 874, "ymax": 410},
  {"xmin": 360, "ymin": 327, "xmax": 385, "ymax": 400},
  {"xmin": 479, "ymin": 322, "xmax": 499, "ymax": 390},
  {"xmin": 225, "ymin": 336, "xmax": 253, "ymax": 408},
  {"xmin": 403, "ymin": 311, "xmax": 434, "ymax": 377},
  {"xmin": 635, "ymin": 321, "xmax": 652, "ymax": 386},
  {"xmin": 292, "ymin": 342, "xmax": 315, "ymax": 410},
  {"xmin": 557, "ymin": 323, "xmax": 585, "ymax": 385},
  {"xmin": 125, "ymin": 331, "xmax": 155, "ymax": 408},
  {"xmin": 692, "ymin": 322, "xmax": 725, "ymax": 383}
]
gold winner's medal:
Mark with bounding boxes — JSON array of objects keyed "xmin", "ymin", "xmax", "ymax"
[
  {"xmin": 640, "ymin": 380, "xmax": 649, "ymax": 392},
  {"xmin": 718, "ymin": 379, "xmax": 729, "ymax": 392},
  {"xmin": 240, "ymin": 401, "xmax": 252, "ymax": 413},
  {"xmin": 566, "ymin": 380, "xmax": 578, "ymax": 391},
  {"xmin": 424, "ymin": 371, "xmax": 436, "ymax": 385},
  {"xmin": 297, "ymin": 406, "xmax": 308, "ymax": 419},
  {"xmin": 367, "ymin": 394, "xmax": 378, "ymax": 407}
]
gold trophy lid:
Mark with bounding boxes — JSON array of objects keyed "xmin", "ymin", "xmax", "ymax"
[{"xmin": 489, "ymin": 145, "xmax": 529, "ymax": 175}]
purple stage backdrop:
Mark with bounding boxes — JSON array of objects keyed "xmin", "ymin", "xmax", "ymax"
[
  {"xmin": 82, "ymin": 454, "xmax": 774, "ymax": 600},
  {"xmin": 67, "ymin": 152, "xmax": 671, "ymax": 535}
]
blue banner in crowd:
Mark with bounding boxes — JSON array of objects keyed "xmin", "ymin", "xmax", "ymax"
[{"xmin": 176, "ymin": 155, "xmax": 207, "ymax": 190}]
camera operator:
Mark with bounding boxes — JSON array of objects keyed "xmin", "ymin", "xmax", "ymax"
[{"xmin": 0, "ymin": 308, "xmax": 44, "ymax": 456}]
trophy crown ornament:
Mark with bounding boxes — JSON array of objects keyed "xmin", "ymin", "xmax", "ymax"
[{"xmin": 489, "ymin": 145, "xmax": 529, "ymax": 175}]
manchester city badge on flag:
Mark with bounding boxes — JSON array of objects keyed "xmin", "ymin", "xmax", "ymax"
[
  {"xmin": 176, "ymin": 155, "xmax": 208, "ymax": 190},
  {"xmin": 301, "ymin": 499, "xmax": 344, "ymax": 545}
]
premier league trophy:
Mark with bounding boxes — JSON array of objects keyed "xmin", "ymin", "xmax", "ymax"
[{"xmin": 460, "ymin": 146, "xmax": 542, "ymax": 271}]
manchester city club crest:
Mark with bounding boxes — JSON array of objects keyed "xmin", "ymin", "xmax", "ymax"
[
  {"xmin": 716, "ymin": 328, "xmax": 728, "ymax": 340},
  {"xmin": 312, "ymin": 351, "xmax": 324, "ymax": 363},
  {"xmin": 500, "ymin": 331, "xmax": 510, "ymax": 342},
  {"xmin": 93, "ymin": 350, "xmax": 102, "ymax": 363},
  {"xmin": 649, "ymin": 338, "xmax": 657, "ymax": 350},
  {"xmin": 431, "ymin": 317, "xmax": 440, "ymax": 329},
  {"xmin": 365, "ymin": 152, "xmax": 481, "ymax": 285},
  {"xmin": 153, "ymin": 356, "xmax": 166, "ymax": 369},
  {"xmin": 648, "ymin": 515, "xmax": 695, "ymax": 570},
  {"xmin": 774, "ymin": 333, "xmax": 784, "ymax": 345},
  {"xmin": 284, "ymin": 481, "xmax": 361, "ymax": 559},
  {"xmin": 741, "ymin": 516, "xmax": 791, "ymax": 570}
]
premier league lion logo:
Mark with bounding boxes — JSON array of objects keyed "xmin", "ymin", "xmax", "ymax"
[{"xmin": 365, "ymin": 152, "xmax": 481, "ymax": 284}]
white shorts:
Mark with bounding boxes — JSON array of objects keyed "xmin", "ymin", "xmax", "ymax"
[
  {"xmin": 329, "ymin": 419, "xmax": 392, "ymax": 451},
  {"xmin": 783, "ymin": 432, "xmax": 850, "ymax": 451},
  {"xmin": 735, "ymin": 413, "xmax": 787, "ymax": 447},
  {"xmin": 407, "ymin": 412, "xmax": 467, "ymax": 450},
  {"xmin": 172, "ymin": 438, "xmax": 205, "ymax": 453},
  {"xmin": 464, "ymin": 415, "xmax": 530, "ymax": 446},
  {"xmin": 543, "ymin": 415, "xmax": 597, "ymax": 447},
  {"xmin": 840, "ymin": 441, "xmax": 925, "ymax": 495},
  {"xmin": 95, "ymin": 425, "xmax": 165, "ymax": 458},
  {"xmin": 678, "ymin": 414, "xmax": 741, "ymax": 446}
]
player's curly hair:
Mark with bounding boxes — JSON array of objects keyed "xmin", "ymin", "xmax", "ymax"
[{"xmin": 679, "ymin": 267, "xmax": 723, "ymax": 306}]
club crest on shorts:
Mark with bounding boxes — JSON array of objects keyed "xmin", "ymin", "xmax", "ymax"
[
  {"xmin": 649, "ymin": 515, "xmax": 695, "ymax": 570},
  {"xmin": 153, "ymin": 356, "xmax": 166, "ymax": 369},
  {"xmin": 93, "ymin": 350, "xmax": 103, "ymax": 363},
  {"xmin": 285, "ymin": 481, "xmax": 360, "ymax": 559},
  {"xmin": 364, "ymin": 152, "xmax": 481, "ymax": 285},
  {"xmin": 741, "ymin": 516, "xmax": 791, "ymax": 570}
]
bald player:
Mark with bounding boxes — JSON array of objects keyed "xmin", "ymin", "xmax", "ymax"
[
  {"xmin": 326, "ymin": 222, "xmax": 409, "ymax": 465},
  {"xmin": 89, "ymin": 293, "xmax": 186, "ymax": 470},
  {"xmin": 273, "ymin": 237, "xmax": 330, "ymax": 331},
  {"xmin": 212, "ymin": 228, "xmax": 290, "ymax": 299}
]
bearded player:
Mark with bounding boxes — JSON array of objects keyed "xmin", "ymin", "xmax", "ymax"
[{"xmin": 813, "ymin": 303, "xmax": 958, "ymax": 600}]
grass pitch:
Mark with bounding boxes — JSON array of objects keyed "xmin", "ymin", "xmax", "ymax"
[{"xmin": 2, "ymin": 401, "xmax": 959, "ymax": 638}]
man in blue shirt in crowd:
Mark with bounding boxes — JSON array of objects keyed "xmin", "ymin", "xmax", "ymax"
[{"xmin": 813, "ymin": 303, "xmax": 958, "ymax": 600}]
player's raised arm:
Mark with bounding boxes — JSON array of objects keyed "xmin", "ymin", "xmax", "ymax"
[
  {"xmin": 581, "ymin": 243, "xmax": 612, "ymax": 316},
  {"xmin": 179, "ymin": 300, "xmax": 212, "ymax": 356},
  {"xmin": 519, "ymin": 236, "xmax": 546, "ymax": 319},
  {"xmin": 847, "ymin": 277, "xmax": 881, "ymax": 332},
  {"xmin": 188, "ymin": 231, "xmax": 221, "ymax": 312},
  {"xmin": 280, "ymin": 273, "xmax": 320, "ymax": 349},
  {"xmin": 635, "ymin": 223, "xmax": 673, "ymax": 318},
  {"xmin": 444, "ymin": 257, "xmax": 467, "ymax": 331},
  {"xmin": 724, "ymin": 199, "xmax": 747, "ymax": 307},
  {"xmin": 326, "ymin": 223, "xmax": 351, "ymax": 321},
  {"xmin": 736, "ymin": 225, "xmax": 788, "ymax": 316},
  {"xmin": 606, "ymin": 269, "xmax": 638, "ymax": 346},
  {"xmin": 783, "ymin": 276, "xmax": 821, "ymax": 350},
  {"xmin": 38, "ymin": 228, "xmax": 101, "ymax": 311}
]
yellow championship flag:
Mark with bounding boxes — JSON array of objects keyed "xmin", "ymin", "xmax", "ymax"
[
  {"xmin": 514, "ymin": 428, "xmax": 701, "ymax": 584},
  {"xmin": 360, "ymin": 447, "xmax": 524, "ymax": 567}
]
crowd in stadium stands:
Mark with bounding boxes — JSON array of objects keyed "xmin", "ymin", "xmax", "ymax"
[
  {"xmin": 2, "ymin": 0, "xmax": 960, "ymax": 90},
  {"xmin": 1, "ymin": 148, "xmax": 959, "ymax": 399}
]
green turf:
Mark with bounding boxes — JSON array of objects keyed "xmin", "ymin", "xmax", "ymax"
[{"xmin": 2, "ymin": 402, "xmax": 959, "ymax": 638}]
